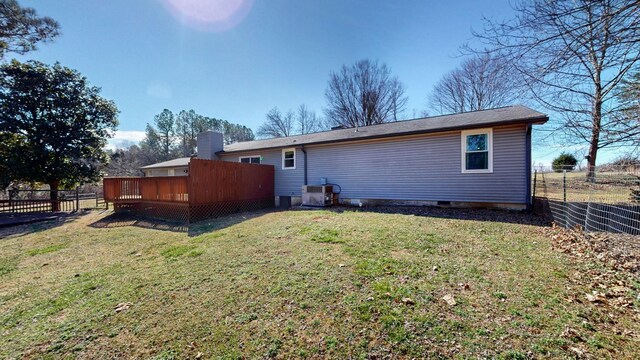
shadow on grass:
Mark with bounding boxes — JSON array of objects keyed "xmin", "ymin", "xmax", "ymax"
[
  {"xmin": 0, "ymin": 212, "xmax": 84, "ymax": 239},
  {"xmin": 302, "ymin": 205, "xmax": 551, "ymax": 227},
  {"xmin": 88, "ymin": 209, "xmax": 278, "ymax": 237}
]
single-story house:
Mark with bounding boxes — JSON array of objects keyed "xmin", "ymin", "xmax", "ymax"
[
  {"xmin": 140, "ymin": 157, "xmax": 190, "ymax": 177},
  {"xmin": 141, "ymin": 105, "xmax": 548, "ymax": 210}
]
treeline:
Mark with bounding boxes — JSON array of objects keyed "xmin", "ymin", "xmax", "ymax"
[{"xmin": 105, "ymin": 109, "xmax": 254, "ymax": 176}]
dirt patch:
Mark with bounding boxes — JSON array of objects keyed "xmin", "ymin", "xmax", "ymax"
[{"xmin": 297, "ymin": 204, "xmax": 549, "ymax": 226}]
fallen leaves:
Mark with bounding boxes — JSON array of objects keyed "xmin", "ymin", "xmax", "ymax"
[
  {"xmin": 549, "ymin": 225, "xmax": 640, "ymax": 274},
  {"xmin": 585, "ymin": 292, "xmax": 607, "ymax": 304},
  {"xmin": 458, "ymin": 282, "xmax": 471, "ymax": 290},
  {"xmin": 115, "ymin": 302, "xmax": 133, "ymax": 313},
  {"xmin": 442, "ymin": 294, "xmax": 456, "ymax": 306},
  {"xmin": 401, "ymin": 297, "xmax": 414, "ymax": 305},
  {"xmin": 547, "ymin": 225, "xmax": 640, "ymax": 325},
  {"xmin": 561, "ymin": 327, "xmax": 584, "ymax": 342}
]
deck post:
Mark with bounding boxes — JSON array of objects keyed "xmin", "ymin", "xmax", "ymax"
[{"xmin": 75, "ymin": 187, "xmax": 80, "ymax": 212}]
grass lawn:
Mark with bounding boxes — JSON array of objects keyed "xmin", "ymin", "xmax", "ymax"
[
  {"xmin": 1, "ymin": 209, "xmax": 639, "ymax": 358},
  {"xmin": 535, "ymin": 171, "xmax": 638, "ymax": 203}
]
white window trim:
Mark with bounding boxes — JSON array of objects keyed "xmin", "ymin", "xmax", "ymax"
[
  {"xmin": 239, "ymin": 155, "xmax": 261, "ymax": 164},
  {"xmin": 461, "ymin": 128, "xmax": 493, "ymax": 174},
  {"xmin": 281, "ymin": 148, "xmax": 296, "ymax": 170}
]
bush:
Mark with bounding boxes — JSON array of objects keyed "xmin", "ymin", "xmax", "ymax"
[{"xmin": 552, "ymin": 153, "xmax": 578, "ymax": 172}]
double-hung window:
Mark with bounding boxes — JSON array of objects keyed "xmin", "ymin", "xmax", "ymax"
[
  {"xmin": 461, "ymin": 129, "xmax": 493, "ymax": 173},
  {"xmin": 282, "ymin": 148, "xmax": 296, "ymax": 169},
  {"xmin": 239, "ymin": 155, "xmax": 261, "ymax": 164}
]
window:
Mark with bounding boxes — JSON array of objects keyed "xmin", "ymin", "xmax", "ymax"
[
  {"xmin": 239, "ymin": 155, "xmax": 261, "ymax": 164},
  {"xmin": 282, "ymin": 148, "xmax": 296, "ymax": 169},
  {"xmin": 461, "ymin": 128, "xmax": 493, "ymax": 173},
  {"xmin": 168, "ymin": 169, "xmax": 175, "ymax": 176}
]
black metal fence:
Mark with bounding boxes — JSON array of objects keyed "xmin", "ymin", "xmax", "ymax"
[{"xmin": 534, "ymin": 166, "xmax": 640, "ymax": 235}]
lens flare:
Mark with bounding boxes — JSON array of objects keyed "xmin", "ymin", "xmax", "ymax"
[{"xmin": 163, "ymin": 0, "xmax": 254, "ymax": 32}]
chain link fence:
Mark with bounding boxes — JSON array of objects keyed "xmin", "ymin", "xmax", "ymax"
[{"xmin": 533, "ymin": 165, "xmax": 640, "ymax": 235}]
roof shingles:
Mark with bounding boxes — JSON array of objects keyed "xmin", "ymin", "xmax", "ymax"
[
  {"xmin": 140, "ymin": 157, "xmax": 191, "ymax": 170},
  {"xmin": 221, "ymin": 105, "xmax": 547, "ymax": 154}
]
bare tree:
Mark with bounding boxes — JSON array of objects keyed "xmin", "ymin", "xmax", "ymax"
[
  {"xmin": 469, "ymin": 0, "xmax": 640, "ymax": 179},
  {"xmin": 296, "ymin": 104, "xmax": 324, "ymax": 134},
  {"xmin": 325, "ymin": 59, "xmax": 408, "ymax": 128},
  {"xmin": 429, "ymin": 54, "xmax": 520, "ymax": 114},
  {"xmin": 256, "ymin": 107, "xmax": 295, "ymax": 138}
]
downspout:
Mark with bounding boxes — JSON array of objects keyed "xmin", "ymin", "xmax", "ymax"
[
  {"xmin": 301, "ymin": 146, "xmax": 308, "ymax": 185},
  {"xmin": 525, "ymin": 124, "xmax": 532, "ymax": 210}
]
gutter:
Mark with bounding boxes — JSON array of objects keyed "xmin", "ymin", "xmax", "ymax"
[
  {"xmin": 217, "ymin": 117, "xmax": 549, "ymax": 155},
  {"xmin": 525, "ymin": 123, "xmax": 533, "ymax": 210},
  {"xmin": 301, "ymin": 146, "xmax": 308, "ymax": 185}
]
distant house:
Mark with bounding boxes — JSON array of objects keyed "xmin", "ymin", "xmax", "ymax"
[
  {"xmin": 140, "ymin": 157, "xmax": 190, "ymax": 177},
  {"xmin": 142, "ymin": 105, "xmax": 548, "ymax": 210}
]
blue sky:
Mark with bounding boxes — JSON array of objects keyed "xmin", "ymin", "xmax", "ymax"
[{"xmin": 16, "ymin": 0, "xmax": 618, "ymax": 167}]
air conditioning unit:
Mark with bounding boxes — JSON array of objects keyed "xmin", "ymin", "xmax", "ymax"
[{"xmin": 302, "ymin": 185, "xmax": 334, "ymax": 207}]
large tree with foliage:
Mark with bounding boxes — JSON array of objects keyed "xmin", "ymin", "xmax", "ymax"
[
  {"xmin": 615, "ymin": 71, "xmax": 640, "ymax": 153},
  {"xmin": 176, "ymin": 109, "xmax": 210, "ymax": 156},
  {"xmin": 139, "ymin": 109, "xmax": 255, "ymax": 163},
  {"xmin": 325, "ymin": 59, "xmax": 407, "ymax": 128},
  {"xmin": 0, "ymin": 0, "xmax": 60, "ymax": 59},
  {"xmin": 0, "ymin": 60, "xmax": 118, "ymax": 208},
  {"xmin": 470, "ymin": 0, "xmax": 640, "ymax": 179},
  {"xmin": 222, "ymin": 122, "xmax": 254, "ymax": 145},
  {"xmin": 153, "ymin": 109, "xmax": 175, "ymax": 161},
  {"xmin": 552, "ymin": 153, "xmax": 578, "ymax": 172}
]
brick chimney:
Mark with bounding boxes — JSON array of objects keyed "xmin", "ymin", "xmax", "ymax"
[{"xmin": 196, "ymin": 131, "xmax": 224, "ymax": 160}]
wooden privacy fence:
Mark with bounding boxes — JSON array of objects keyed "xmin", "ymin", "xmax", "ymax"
[{"xmin": 103, "ymin": 159, "xmax": 275, "ymax": 222}]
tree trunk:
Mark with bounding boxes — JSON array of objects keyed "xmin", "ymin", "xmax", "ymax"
[
  {"xmin": 49, "ymin": 180, "xmax": 60, "ymax": 212},
  {"xmin": 586, "ymin": 101, "xmax": 601, "ymax": 182},
  {"xmin": 586, "ymin": 70, "xmax": 603, "ymax": 182}
]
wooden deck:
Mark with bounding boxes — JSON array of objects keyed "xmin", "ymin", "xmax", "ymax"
[{"xmin": 103, "ymin": 159, "xmax": 274, "ymax": 222}]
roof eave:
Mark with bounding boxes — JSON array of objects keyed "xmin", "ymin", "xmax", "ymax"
[
  {"xmin": 139, "ymin": 163, "xmax": 190, "ymax": 170},
  {"xmin": 218, "ymin": 116, "xmax": 549, "ymax": 155}
]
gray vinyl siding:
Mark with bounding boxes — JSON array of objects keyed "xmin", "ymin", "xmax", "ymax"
[
  {"xmin": 306, "ymin": 125, "xmax": 527, "ymax": 204},
  {"xmin": 218, "ymin": 148, "xmax": 305, "ymax": 196},
  {"xmin": 220, "ymin": 125, "xmax": 528, "ymax": 204}
]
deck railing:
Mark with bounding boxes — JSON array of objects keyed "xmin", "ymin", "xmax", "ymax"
[
  {"xmin": 103, "ymin": 176, "xmax": 189, "ymax": 203},
  {"xmin": 103, "ymin": 160, "xmax": 275, "ymax": 222}
]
